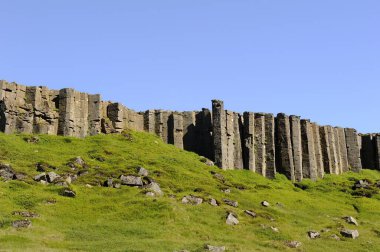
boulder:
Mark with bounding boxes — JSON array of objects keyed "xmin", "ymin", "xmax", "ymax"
[
  {"xmin": 209, "ymin": 198, "xmax": 219, "ymax": 206},
  {"xmin": 14, "ymin": 173, "xmax": 26, "ymax": 180},
  {"xmin": 144, "ymin": 182, "xmax": 163, "ymax": 196},
  {"xmin": 47, "ymin": 172, "xmax": 60, "ymax": 183},
  {"xmin": 308, "ymin": 231, "xmax": 321, "ymax": 239},
  {"xmin": 340, "ymin": 229, "xmax": 359, "ymax": 239},
  {"xmin": 34, "ymin": 173, "xmax": 47, "ymax": 182},
  {"xmin": 343, "ymin": 216, "xmax": 358, "ymax": 226},
  {"xmin": 223, "ymin": 199, "xmax": 238, "ymax": 208},
  {"xmin": 354, "ymin": 180, "xmax": 371, "ymax": 189},
  {"xmin": 137, "ymin": 166, "xmax": 149, "ymax": 176},
  {"xmin": 0, "ymin": 164, "xmax": 16, "ymax": 180},
  {"xmin": 261, "ymin": 201, "xmax": 270, "ymax": 207},
  {"xmin": 12, "ymin": 219, "xmax": 32, "ymax": 228},
  {"xmin": 226, "ymin": 212, "xmax": 239, "ymax": 225},
  {"xmin": 12, "ymin": 211, "xmax": 39, "ymax": 218},
  {"xmin": 120, "ymin": 175, "xmax": 143, "ymax": 186},
  {"xmin": 204, "ymin": 244, "xmax": 226, "ymax": 252},
  {"xmin": 113, "ymin": 183, "xmax": 121, "ymax": 189},
  {"xmin": 61, "ymin": 189, "xmax": 76, "ymax": 198},
  {"xmin": 182, "ymin": 195, "xmax": 203, "ymax": 205},
  {"xmin": 244, "ymin": 210, "xmax": 257, "ymax": 218},
  {"xmin": 286, "ymin": 241, "xmax": 302, "ymax": 248},
  {"xmin": 221, "ymin": 188, "xmax": 231, "ymax": 194},
  {"xmin": 103, "ymin": 178, "xmax": 113, "ymax": 187}
]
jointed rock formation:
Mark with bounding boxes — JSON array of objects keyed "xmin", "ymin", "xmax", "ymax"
[{"xmin": 1, "ymin": 80, "xmax": 378, "ymax": 181}]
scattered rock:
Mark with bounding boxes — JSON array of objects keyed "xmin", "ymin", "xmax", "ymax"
[
  {"xmin": 54, "ymin": 181, "xmax": 68, "ymax": 187},
  {"xmin": 182, "ymin": 195, "xmax": 203, "ymax": 205},
  {"xmin": 137, "ymin": 166, "xmax": 149, "ymax": 176},
  {"xmin": 330, "ymin": 234, "xmax": 341, "ymax": 241},
  {"xmin": 103, "ymin": 178, "xmax": 113, "ymax": 187},
  {"xmin": 204, "ymin": 244, "xmax": 226, "ymax": 252},
  {"xmin": 77, "ymin": 170, "xmax": 89, "ymax": 177},
  {"xmin": 12, "ymin": 211, "xmax": 39, "ymax": 218},
  {"xmin": 0, "ymin": 164, "xmax": 16, "ymax": 180},
  {"xmin": 226, "ymin": 212, "xmax": 239, "ymax": 225},
  {"xmin": 244, "ymin": 210, "xmax": 257, "ymax": 218},
  {"xmin": 14, "ymin": 173, "xmax": 26, "ymax": 180},
  {"xmin": 120, "ymin": 175, "xmax": 143, "ymax": 186},
  {"xmin": 113, "ymin": 183, "xmax": 121, "ymax": 189},
  {"xmin": 144, "ymin": 182, "xmax": 163, "ymax": 196},
  {"xmin": 25, "ymin": 136, "xmax": 39, "ymax": 143},
  {"xmin": 223, "ymin": 199, "xmax": 238, "ymax": 207},
  {"xmin": 308, "ymin": 231, "xmax": 321, "ymax": 239},
  {"xmin": 12, "ymin": 219, "xmax": 32, "ymax": 228},
  {"xmin": 47, "ymin": 172, "xmax": 60, "ymax": 183},
  {"xmin": 354, "ymin": 179, "xmax": 371, "ymax": 189},
  {"xmin": 343, "ymin": 216, "xmax": 358, "ymax": 226},
  {"xmin": 261, "ymin": 201, "xmax": 270, "ymax": 207},
  {"xmin": 209, "ymin": 198, "xmax": 219, "ymax": 206},
  {"xmin": 340, "ymin": 229, "xmax": 359, "ymax": 239},
  {"xmin": 211, "ymin": 171, "xmax": 225, "ymax": 182},
  {"xmin": 221, "ymin": 188, "xmax": 231, "ymax": 194},
  {"xmin": 286, "ymin": 241, "xmax": 302, "ymax": 248},
  {"xmin": 34, "ymin": 173, "xmax": 47, "ymax": 182},
  {"xmin": 61, "ymin": 189, "xmax": 76, "ymax": 198},
  {"xmin": 67, "ymin": 157, "xmax": 86, "ymax": 170}
]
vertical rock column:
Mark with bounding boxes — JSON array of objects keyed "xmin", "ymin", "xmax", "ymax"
[
  {"xmin": 76, "ymin": 92, "xmax": 89, "ymax": 138},
  {"xmin": 264, "ymin": 113, "xmax": 276, "ymax": 178},
  {"xmin": 290, "ymin": 115, "xmax": 303, "ymax": 182},
  {"xmin": 361, "ymin": 134, "xmax": 376, "ymax": 169},
  {"xmin": 243, "ymin": 112, "xmax": 255, "ymax": 171},
  {"xmin": 337, "ymin": 127, "xmax": 349, "ymax": 173},
  {"xmin": 144, "ymin": 110, "xmax": 156, "ymax": 134},
  {"xmin": 320, "ymin": 126, "xmax": 332, "ymax": 174},
  {"xmin": 345, "ymin": 128, "xmax": 362, "ymax": 172},
  {"xmin": 373, "ymin": 135, "xmax": 380, "ymax": 170},
  {"xmin": 225, "ymin": 111, "xmax": 235, "ymax": 169},
  {"xmin": 88, "ymin": 94, "xmax": 102, "ymax": 135},
  {"xmin": 58, "ymin": 88, "xmax": 75, "ymax": 136},
  {"xmin": 326, "ymin": 126, "xmax": 339, "ymax": 174},
  {"xmin": 254, "ymin": 113, "xmax": 266, "ymax": 176},
  {"xmin": 333, "ymin": 128, "xmax": 343, "ymax": 174},
  {"xmin": 168, "ymin": 112, "xmax": 184, "ymax": 149},
  {"xmin": 233, "ymin": 112, "xmax": 244, "ymax": 169},
  {"xmin": 275, "ymin": 113, "xmax": 295, "ymax": 181},
  {"xmin": 301, "ymin": 119, "xmax": 317, "ymax": 180},
  {"xmin": 212, "ymin": 100, "xmax": 227, "ymax": 169},
  {"xmin": 182, "ymin": 111, "xmax": 196, "ymax": 152},
  {"xmin": 106, "ymin": 103, "xmax": 124, "ymax": 134},
  {"xmin": 312, "ymin": 123, "xmax": 324, "ymax": 178},
  {"xmin": 195, "ymin": 109, "xmax": 213, "ymax": 160},
  {"xmin": 154, "ymin": 110, "xmax": 170, "ymax": 143}
]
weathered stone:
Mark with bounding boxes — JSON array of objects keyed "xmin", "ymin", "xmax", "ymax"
[
  {"xmin": 0, "ymin": 164, "xmax": 16, "ymax": 180},
  {"xmin": 137, "ymin": 166, "xmax": 149, "ymax": 176},
  {"xmin": 233, "ymin": 112, "xmax": 243, "ymax": 169},
  {"xmin": 195, "ymin": 109, "xmax": 213, "ymax": 160},
  {"xmin": 181, "ymin": 195, "xmax": 203, "ymax": 205},
  {"xmin": 276, "ymin": 113, "xmax": 295, "ymax": 181},
  {"xmin": 264, "ymin": 113, "xmax": 276, "ymax": 178},
  {"xmin": 168, "ymin": 112, "xmax": 183, "ymax": 149},
  {"xmin": 223, "ymin": 199, "xmax": 238, "ymax": 207},
  {"xmin": 361, "ymin": 134, "xmax": 376, "ymax": 169},
  {"xmin": 103, "ymin": 178, "xmax": 113, "ymax": 187},
  {"xmin": 211, "ymin": 172, "xmax": 225, "ymax": 182},
  {"xmin": 47, "ymin": 172, "xmax": 60, "ymax": 183},
  {"xmin": 343, "ymin": 216, "xmax": 358, "ymax": 226},
  {"xmin": 209, "ymin": 198, "xmax": 219, "ymax": 206},
  {"xmin": 286, "ymin": 241, "xmax": 302, "ymax": 248},
  {"xmin": 244, "ymin": 210, "xmax": 257, "ymax": 218},
  {"xmin": 243, "ymin": 112, "xmax": 255, "ymax": 171},
  {"xmin": 330, "ymin": 234, "xmax": 341, "ymax": 241},
  {"xmin": 34, "ymin": 173, "xmax": 47, "ymax": 182},
  {"xmin": 212, "ymin": 100, "xmax": 227, "ymax": 169},
  {"xmin": 301, "ymin": 120, "xmax": 317, "ymax": 180},
  {"xmin": 340, "ymin": 229, "xmax": 359, "ymax": 239},
  {"xmin": 182, "ymin": 111, "xmax": 196, "ymax": 152},
  {"xmin": 204, "ymin": 244, "xmax": 226, "ymax": 252},
  {"xmin": 12, "ymin": 211, "xmax": 39, "ymax": 218},
  {"xmin": 320, "ymin": 126, "xmax": 333, "ymax": 174},
  {"xmin": 312, "ymin": 123, "xmax": 324, "ymax": 178},
  {"xmin": 337, "ymin": 127, "xmax": 349, "ymax": 173},
  {"xmin": 345, "ymin": 128, "xmax": 362, "ymax": 172},
  {"xmin": 120, "ymin": 175, "xmax": 143, "ymax": 186},
  {"xmin": 61, "ymin": 189, "xmax": 76, "ymax": 198},
  {"xmin": 12, "ymin": 219, "xmax": 32, "ymax": 228},
  {"xmin": 290, "ymin": 115, "xmax": 303, "ymax": 182},
  {"xmin": 374, "ymin": 135, "xmax": 380, "ymax": 170},
  {"xmin": 144, "ymin": 182, "xmax": 163, "ymax": 196},
  {"xmin": 261, "ymin": 201, "xmax": 270, "ymax": 207},
  {"xmin": 308, "ymin": 231, "xmax": 321, "ymax": 239},
  {"xmin": 226, "ymin": 212, "xmax": 239, "ymax": 225}
]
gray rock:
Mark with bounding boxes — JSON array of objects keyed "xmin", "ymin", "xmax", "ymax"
[
  {"xmin": 354, "ymin": 179, "xmax": 370, "ymax": 189},
  {"xmin": 209, "ymin": 198, "xmax": 219, "ymax": 206},
  {"xmin": 120, "ymin": 175, "xmax": 143, "ymax": 186},
  {"xmin": 12, "ymin": 219, "xmax": 32, "ymax": 228},
  {"xmin": 343, "ymin": 216, "xmax": 358, "ymax": 226},
  {"xmin": 226, "ymin": 212, "xmax": 239, "ymax": 225},
  {"xmin": 221, "ymin": 188, "xmax": 231, "ymax": 194},
  {"xmin": 340, "ymin": 229, "xmax": 359, "ymax": 239},
  {"xmin": 74, "ymin": 156, "xmax": 86, "ymax": 167},
  {"xmin": 14, "ymin": 173, "xmax": 26, "ymax": 180},
  {"xmin": 286, "ymin": 241, "xmax": 302, "ymax": 248},
  {"xmin": 182, "ymin": 195, "xmax": 203, "ymax": 205},
  {"xmin": 308, "ymin": 231, "xmax": 321, "ymax": 239},
  {"xmin": 0, "ymin": 164, "xmax": 16, "ymax": 180},
  {"xmin": 261, "ymin": 201, "xmax": 270, "ymax": 207},
  {"xmin": 211, "ymin": 172, "xmax": 225, "ymax": 182},
  {"xmin": 77, "ymin": 170, "xmax": 89, "ymax": 177},
  {"xmin": 146, "ymin": 192, "xmax": 155, "ymax": 197},
  {"xmin": 330, "ymin": 234, "xmax": 341, "ymax": 241},
  {"xmin": 34, "ymin": 173, "xmax": 47, "ymax": 182},
  {"xmin": 204, "ymin": 244, "xmax": 226, "ymax": 252},
  {"xmin": 12, "ymin": 211, "xmax": 39, "ymax": 218},
  {"xmin": 144, "ymin": 182, "xmax": 163, "ymax": 196},
  {"xmin": 244, "ymin": 210, "xmax": 257, "ymax": 218},
  {"xmin": 113, "ymin": 183, "xmax": 121, "ymax": 189},
  {"xmin": 223, "ymin": 199, "xmax": 238, "ymax": 207},
  {"xmin": 47, "ymin": 172, "xmax": 60, "ymax": 183},
  {"xmin": 137, "ymin": 166, "xmax": 149, "ymax": 176},
  {"xmin": 103, "ymin": 178, "xmax": 113, "ymax": 187},
  {"xmin": 62, "ymin": 189, "xmax": 76, "ymax": 198}
]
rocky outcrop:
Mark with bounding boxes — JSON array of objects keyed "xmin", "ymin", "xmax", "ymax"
[{"xmin": 0, "ymin": 80, "xmax": 374, "ymax": 182}]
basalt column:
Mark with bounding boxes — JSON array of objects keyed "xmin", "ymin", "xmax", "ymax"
[
  {"xmin": 333, "ymin": 128, "xmax": 343, "ymax": 174},
  {"xmin": 254, "ymin": 113, "xmax": 266, "ymax": 176},
  {"xmin": 212, "ymin": 100, "xmax": 227, "ymax": 169},
  {"xmin": 88, "ymin": 94, "xmax": 102, "ymax": 135},
  {"xmin": 144, "ymin": 110, "xmax": 156, "ymax": 134},
  {"xmin": 183, "ymin": 111, "xmax": 197, "ymax": 152},
  {"xmin": 374, "ymin": 135, "xmax": 380, "ymax": 170},
  {"xmin": 106, "ymin": 103, "xmax": 124, "ymax": 134},
  {"xmin": 326, "ymin": 126, "xmax": 339, "ymax": 174},
  {"xmin": 264, "ymin": 113, "xmax": 276, "ymax": 178},
  {"xmin": 290, "ymin": 115, "xmax": 303, "ymax": 182},
  {"xmin": 233, "ymin": 112, "xmax": 244, "ymax": 169},
  {"xmin": 195, "ymin": 109, "xmax": 213, "ymax": 160},
  {"xmin": 155, "ymin": 110, "xmax": 170, "ymax": 143},
  {"xmin": 320, "ymin": 126, "xmax": 332, "ymax": 174},
  {"xmin": 58, "ymin": 88, "xmax": 75, "ymax": 136},
  {"xmin": 312, "ymin": 123, "xmax": 324, "ymax": 178},
  {"xmin": 275, "ymin": 113, "xmax": 295, "ymax": 181},
  {"xmin": 301, "ymin": 119, "xmax": 317, "ymax": 180},
  {"xmin": 243, "ymin": 112, "xmax": 255, "ymax": 171},
  {"xmin": 361, "ymin": 134, "xmax": 376, "ymax": 169},
  {"xmin": 345, "ymin": 128, "xmax": 362, "ymax": 172},
  {"xmin": 225, "ymin": 111, "xmax": 235, "ymax": 169},
  {"xmin": 337, "ymin": 127, "xmax": 349, "ymax": 173}
]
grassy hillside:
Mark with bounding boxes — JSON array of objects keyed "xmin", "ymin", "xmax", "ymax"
[{"xmin": 0, "ymin": 131, "xmax": 380, "ymax": 251}]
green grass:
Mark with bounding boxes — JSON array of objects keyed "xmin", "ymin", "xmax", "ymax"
[{"xmin": 0, "ymin": 131, "xmax": 380, "ymax": 251}]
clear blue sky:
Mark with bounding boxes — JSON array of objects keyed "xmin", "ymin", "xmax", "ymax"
[{"xmin": 1, "ymin": 1, "xmax": 379, "ymax": 133}]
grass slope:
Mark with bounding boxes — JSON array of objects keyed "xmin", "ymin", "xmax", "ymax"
[{"xmin": 0, "ymin": 131, "xmax": 380, "ymax": 251}]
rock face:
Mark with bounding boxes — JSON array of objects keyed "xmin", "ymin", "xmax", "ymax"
[{"xmin": 0, "ymin": 81, "xmax": 370, "ymax": 181}]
